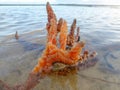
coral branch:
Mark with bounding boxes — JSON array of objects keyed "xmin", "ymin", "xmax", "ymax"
[
  {"xmin": 59, "ymin": 20, "xmax": 68, "ymax": 50},
  {"xmin": 47, "ymin": 19, "xmax": 57, "ymax": 45},
  {"xmin": 57, "ymin": 18, "xmax": 64, "ymax": 32},
  {"xmin": 69, "ymin": 41, "xmax": 85, "ymax": 61},
  {"xmin": 67, "ymin": 19, "xmax": 77, "ymax": 47},
  {"xmin": 46, "ymin": 2, "xmax": 57, "ymax": 23},
  {"xmin": 75, "ymin": 27, "xmax": 80, "ymax": 42},
  {"xmin": 46, "ymin": 2, "xmax": 57, "ymax": 45},
  {"xmin": 70, "ymin": 19, "xmax": 77, "ymax": 36}
]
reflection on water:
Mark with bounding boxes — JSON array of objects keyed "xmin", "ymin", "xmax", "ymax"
[
  {"xmin": 0, "ymin": 6, "xmax": 120, "ymax": 44},
  {"xmin": 0, "ymin": 5, "xmax": 120, "ymax": 90}
]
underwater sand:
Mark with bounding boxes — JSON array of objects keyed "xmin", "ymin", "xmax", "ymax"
[{"xmin": 0, "ymin": 30, "xmax": 120, "ymax": 90}]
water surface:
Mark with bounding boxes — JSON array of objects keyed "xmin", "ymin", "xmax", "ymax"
[{"xmin": 0, "ymin": 5, "xmax": 120, "ymax": 90}]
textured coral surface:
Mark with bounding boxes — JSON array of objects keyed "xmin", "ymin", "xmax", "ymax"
[{"xmin": 33, "ymin": 2, "xmax": 97, "ymax": 74}]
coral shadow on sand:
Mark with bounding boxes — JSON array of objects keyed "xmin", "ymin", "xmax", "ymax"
[{"xmin": 17, "ymin": 39, "xmax": 45, "ymax": 53}]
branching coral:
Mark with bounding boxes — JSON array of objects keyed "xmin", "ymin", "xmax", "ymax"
[{"xmin": 32, "ymin": 2, "xmax": 97, "ymax": 74}]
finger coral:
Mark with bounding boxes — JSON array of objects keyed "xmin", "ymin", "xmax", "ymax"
[
  {"xmin": 46, "ymin": 2, "xmax": 57, "ymax": 45},
  {"xmin": 32, "ymin": 2, "xmax": 97, "ymax": 74},
  {"xmin": 67, "ymin": 19, "xmax": 76, "ymax": 47},
  {"xmin": 57, "ymin": 18, "xmax": 64, "ymax": 32}
]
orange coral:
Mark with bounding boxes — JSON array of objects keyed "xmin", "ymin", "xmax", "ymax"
[
  {"xmin": 57, "ymin": 18, "xmax": 64, "ymax": 32},
  {"xmin": 33, "ymin": 20, "xmax": 85, "ymax": 73},
  {"xmin": 32, "ymin": 2, "xmax": 97, "ymax": 74},
  {"xmin": 46, "ymin": 2, "xmax": 57, "ymax": 45},
  {"xmin": 67, "ymin": 19, "xmax": 76, "ymax": 47}
]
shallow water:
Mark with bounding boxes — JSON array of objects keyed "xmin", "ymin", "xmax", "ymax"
[{"xmin": 0, "ymin": 5, "xmax": 120, "ymax": 90}]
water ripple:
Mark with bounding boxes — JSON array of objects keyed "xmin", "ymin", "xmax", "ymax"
[{"xmin": 0, "ymin": 6, "xmax": 120, "ymax": 44}]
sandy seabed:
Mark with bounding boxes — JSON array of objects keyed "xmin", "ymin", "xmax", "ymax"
[{"xmin": 0, "ymin": 30, "xmax": 120, "ymax": 90}]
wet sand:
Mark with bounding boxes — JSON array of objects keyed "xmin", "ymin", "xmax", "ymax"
[{"xmin": 0, "ymin": 30, "xmax": 120, "ymax": 90}]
